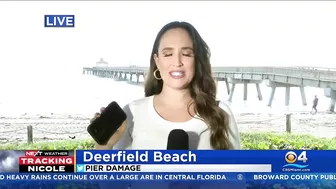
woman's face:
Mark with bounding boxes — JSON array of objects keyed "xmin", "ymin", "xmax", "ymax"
[{"xmin": 154, "ymin": 28, "xmax": 195, "ymax": 90}]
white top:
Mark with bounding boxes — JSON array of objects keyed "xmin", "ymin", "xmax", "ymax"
[{"xmin": 114, "ymin": 96, "xmax": 241, "ymax": 150}]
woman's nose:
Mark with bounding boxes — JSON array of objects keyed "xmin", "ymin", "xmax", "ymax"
[{"xmin": 172, "ymin": 54, "xmax": 183, "ymax": 67}]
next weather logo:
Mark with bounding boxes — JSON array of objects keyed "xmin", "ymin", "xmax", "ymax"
[
  {"xmin": 44, "ymin": 15, "xmax": 75, "ymax": 27},
  {"xmin": 282, "ymin": 151, "xmax": 310, "ymax": 172}
]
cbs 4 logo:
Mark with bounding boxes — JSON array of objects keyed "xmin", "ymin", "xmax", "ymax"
[{"xmin": 285, "ymin": 151, "xmax": 308, "ymax": 164}]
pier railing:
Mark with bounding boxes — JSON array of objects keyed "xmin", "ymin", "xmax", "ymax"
[{"xmin": 84, "ymin": 66, "xmax": 336, "ymax": 81}]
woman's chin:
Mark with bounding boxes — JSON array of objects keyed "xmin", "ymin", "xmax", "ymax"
[{"xmin": 165, "ymin": 83, "xmax": 190, "ymax": 91}]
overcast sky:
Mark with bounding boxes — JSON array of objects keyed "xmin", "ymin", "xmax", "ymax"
[{"xmin": 1, "ymin": 1, "xmax": 336, "ymax": 75}]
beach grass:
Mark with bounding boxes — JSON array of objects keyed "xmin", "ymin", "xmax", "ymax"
[{"xmin": 1, "ymin": 132, "xmax": 336, "ymax": 150}]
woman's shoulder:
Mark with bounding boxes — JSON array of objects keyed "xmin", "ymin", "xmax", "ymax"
[
  {"xmin": 123, "ymin": 96, "xmax": 153, "ymax": 115},
  {"xmin": 217, "ymin": 100, "xmax": 241, "ymax": 149},
  {"xmin": 217, "ymin": 101, "xmax": 234, "ymax": 115}
]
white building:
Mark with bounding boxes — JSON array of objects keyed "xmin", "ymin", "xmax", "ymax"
[{"xmin": 96, "ymin": 58, "xmax": 108, "ymax": 67}]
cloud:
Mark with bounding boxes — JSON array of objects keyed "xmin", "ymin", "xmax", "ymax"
[{"xmin": 0, "ymin": 151, "xmax": 21, "ymax": 172}]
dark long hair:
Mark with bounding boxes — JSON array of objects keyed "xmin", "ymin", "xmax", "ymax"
[{"xmin": 144, "ymin": 21, "xmax": 232, "ymax": 150}]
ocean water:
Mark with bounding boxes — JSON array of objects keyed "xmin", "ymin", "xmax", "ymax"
[
  {"xmin": 0, "ymin": 68, "xmax": 331, "ymax": 117},
  {"xmin": 0, "ymin": 69, "xmax": 144, "ymax": 117}
]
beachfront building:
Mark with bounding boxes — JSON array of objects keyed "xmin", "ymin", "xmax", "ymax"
[{"xmin": 96, "ymin": 58, "xmax": 108, "ymax": 67}]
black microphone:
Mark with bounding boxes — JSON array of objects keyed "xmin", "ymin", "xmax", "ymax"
[
  {"xmin": 167, "ymin": 129, "xmax": 191, "ymax": 189},
  {"xmin": 166, "ymin": 129, "xmax": 189, "ymax": 150}
]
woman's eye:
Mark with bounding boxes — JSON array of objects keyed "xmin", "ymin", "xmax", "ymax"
[
  {"xmin": 163, "ymin": 54, "xmax": 172, "ymax": 57},
  {"xmin": 182, "ymin": 54, "xmax": 193, "ymax": 57}
]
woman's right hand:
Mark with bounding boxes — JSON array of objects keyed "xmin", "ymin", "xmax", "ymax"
[{"xmin": 94, "ymin": 120, "xmax": 127, "ymax": 150}]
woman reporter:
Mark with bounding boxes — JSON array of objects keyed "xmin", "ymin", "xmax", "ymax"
[{"xmin": 95, "ymin": 21, "xmax": 241, "ymax": 150}]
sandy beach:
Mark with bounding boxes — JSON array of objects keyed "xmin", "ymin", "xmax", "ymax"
[
  {"xmin": 235, "ymin": 111, "xmax": 336, "ymax": 138},
  {"xmin": 0, "ymin": 111, "xmax": 335, "ymax": 144}
]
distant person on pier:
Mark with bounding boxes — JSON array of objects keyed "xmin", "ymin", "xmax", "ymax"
[
  {"xmin": 311, "ymin": 95, "xmax": 319, "ymax": 115},
  {"xmin": 95, "ymin": 21, "xmax": 241, "ymax": 151}
]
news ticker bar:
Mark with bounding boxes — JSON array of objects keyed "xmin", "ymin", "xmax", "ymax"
[
  {"xmin": 1, "ymin": 173, "xmax": 336, "ymax": 182},
  {"xmin": 77, "ymin": 164, "xmax": 272, "ymax": 173}
]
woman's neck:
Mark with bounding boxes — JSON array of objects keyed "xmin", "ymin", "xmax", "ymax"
[{"xmin": 156, "ymin": 87, "xmax": 193, "ymax": 107}]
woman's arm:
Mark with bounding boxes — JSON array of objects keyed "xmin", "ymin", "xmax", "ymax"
[
  {"xmin": 94, "ymin": 104, "xmax": 134, "ymax": 150},
  {"xmin": 94, "ymin": 119, "xmax": 127, "ymax": 150},
  {"xmin": 97, "ymin": 104, "xmax": 134, "ymax": 189},
  {"xmin": 219, "ymin": 102, "xmax": 241, "ymax": 150},
  {"xmin": 113, "ymin": 104, "xmax": 134, "ymax": 150}
]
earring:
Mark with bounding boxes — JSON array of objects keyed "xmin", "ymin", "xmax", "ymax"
[{"xmin": 153, "ymin": 69, "xmax": 162, "ymax": 80}]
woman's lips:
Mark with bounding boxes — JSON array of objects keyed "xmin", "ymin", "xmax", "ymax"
[{"xmin": 169, "ymin": 71, "xmax": 185, "ymax": 79}]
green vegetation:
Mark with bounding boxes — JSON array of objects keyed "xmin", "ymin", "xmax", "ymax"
[
  {"xmin": 1, "ymin": 132, "xmax": 335, "ymax": 150},
  {"xmin": 241, "ymin": 132, "xmax": 336, "ymax": 150}
]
